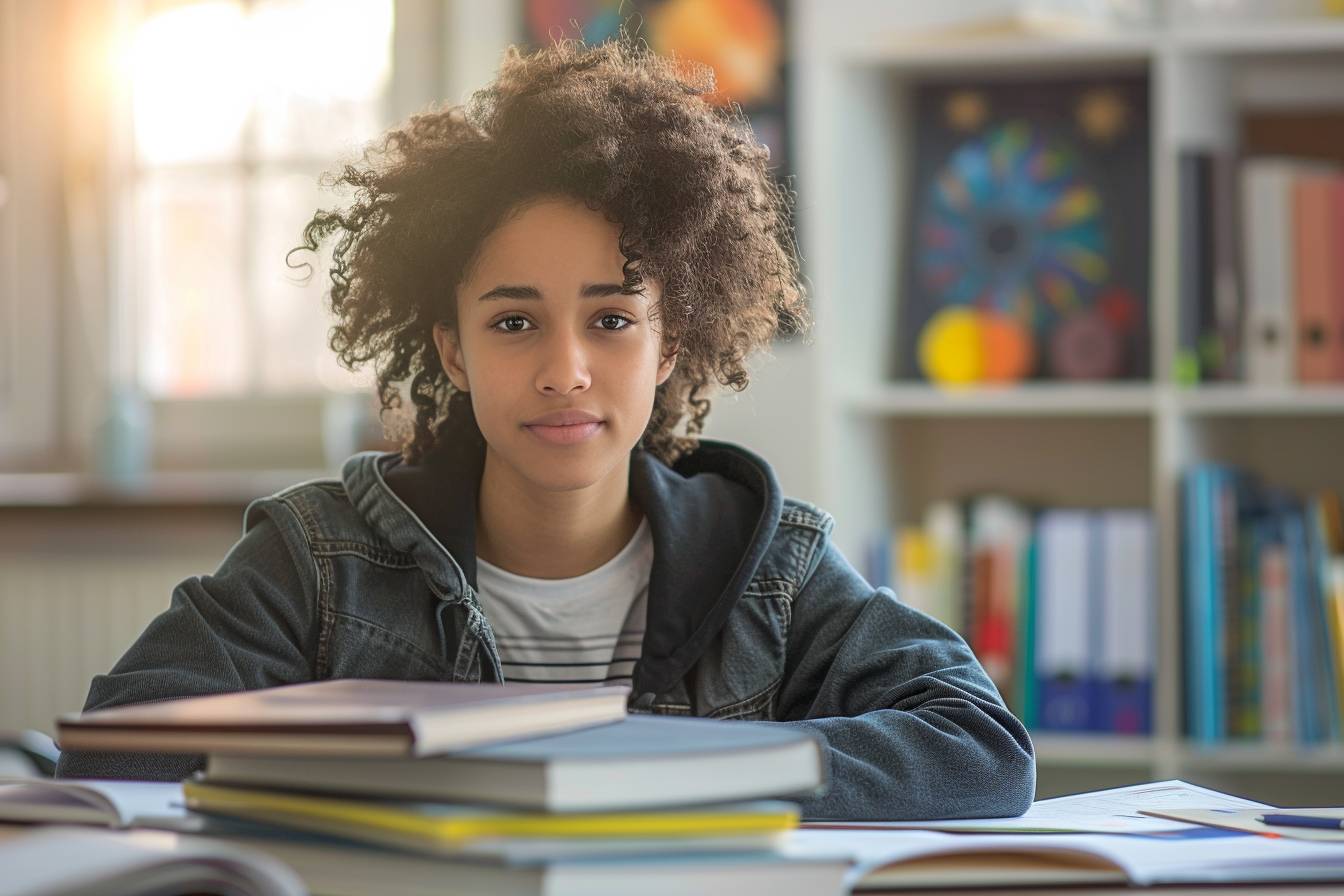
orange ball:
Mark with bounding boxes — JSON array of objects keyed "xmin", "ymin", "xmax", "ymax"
[{"xmin": 980, "ymin": 311, "xmax": 1034, "ymax": 383}]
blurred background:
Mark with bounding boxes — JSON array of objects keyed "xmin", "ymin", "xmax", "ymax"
[{"xmin": 4, "ymin": 0, "xmax": 1344, "ymax": 803}]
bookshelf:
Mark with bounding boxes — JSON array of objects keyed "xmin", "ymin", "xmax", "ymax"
[{"xmin": 790, "ymin": 2, "xmax": 1344, "ymax": 804}]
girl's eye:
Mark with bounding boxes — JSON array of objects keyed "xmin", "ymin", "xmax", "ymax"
[
  {"xmin": 492, "ymin": 315, "xmax": 533, "ymax": 333},
  {"xmin": 598, "ymin": 314, "xmax": 633, "ymax": 331}
]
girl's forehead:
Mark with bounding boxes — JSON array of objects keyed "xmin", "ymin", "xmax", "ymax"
[{"xmin": 468, "ymin": 199, "xmax": 630, "ymax": 284}]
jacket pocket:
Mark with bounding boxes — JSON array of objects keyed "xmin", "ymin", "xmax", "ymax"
[
  {"xmin": 696, "ymin": 593, "xmax": 791, "ymax": 721},
  {"xmin": 324, "ymin": 612, "xmax": 449, "ymax": 680}
]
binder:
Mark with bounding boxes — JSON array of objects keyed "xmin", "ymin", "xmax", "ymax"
[
  {"xmin": 1034, "ymin": 510, "xmax": 1097, "ymax": 732},
  {"xmin": 1096, "ymin": 510, "xmax": 1155, "ymax": 734},
  {"xmin": 1293, "ymin": 174, "xmax": 1342, "ymax": 383},
  {"xmin": 1240, "ymin": 160, "xmax": 1318, "ymax": 386}
]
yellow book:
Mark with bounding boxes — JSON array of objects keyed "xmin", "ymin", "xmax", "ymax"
[{"xmin": 183, "ymin": 779, "xmax": 798, "ymax": 857}]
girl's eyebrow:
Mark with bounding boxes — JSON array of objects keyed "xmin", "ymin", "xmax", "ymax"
[{"xmin": 477, "ymin": 283, "xmax": 636, "ymax": 302}]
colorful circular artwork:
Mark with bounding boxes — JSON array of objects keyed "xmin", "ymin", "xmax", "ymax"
[{"xmin": 918, "ymin": 122, "xmax": 1110, "ymax": 335}]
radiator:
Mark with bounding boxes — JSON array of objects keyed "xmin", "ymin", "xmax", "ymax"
[{"xmin": 0, "ymin": 553, "xmax": 213, "ymax": 736}]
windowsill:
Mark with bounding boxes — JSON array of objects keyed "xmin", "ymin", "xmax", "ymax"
[{"xmin": 0, "ymin": 469, "xmax": 336, "ymax": 508}]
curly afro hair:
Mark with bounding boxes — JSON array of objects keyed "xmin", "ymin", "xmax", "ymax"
[{"xmin": 295, "ymin": 37, "xmax": 808, "ymax": 466}]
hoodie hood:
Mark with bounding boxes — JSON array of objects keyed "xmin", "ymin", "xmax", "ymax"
[{"xmin": 345, "ymin": 435, "xmax": 783, "ymax": 700}]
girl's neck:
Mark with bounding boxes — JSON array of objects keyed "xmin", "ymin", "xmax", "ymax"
[{"xmin": 474, "ymin": 449, "xmax": 643, "ymax": 580}]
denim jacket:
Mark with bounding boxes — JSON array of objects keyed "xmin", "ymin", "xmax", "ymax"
[{"xmin": 56, "ymin": 436, "xmax": 1035, "ymax": 820}]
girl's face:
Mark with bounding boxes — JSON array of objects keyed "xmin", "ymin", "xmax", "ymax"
[{"xmin": 433, "ymin": 197, "xmax": 677, "ymax": 494}]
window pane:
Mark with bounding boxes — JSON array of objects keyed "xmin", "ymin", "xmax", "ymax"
[
  {"xmin": 132, "ymin": 2, "xmax": 250, "ymax": 165},
  {"xmin": 251, "ymin": 170, "xmax": 365, "ymax": 392},
  {"xmin": 135, "ymin": 174, "xmax": 248, "ymax": 397},
  {"xmin": 251, "ymin": 0, "xmax": 394, "ymax": 158}
]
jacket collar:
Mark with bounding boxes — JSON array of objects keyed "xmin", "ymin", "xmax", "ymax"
[{"xmin": 341, "ymin": 435, "xmax": 782, "ymax": 698}]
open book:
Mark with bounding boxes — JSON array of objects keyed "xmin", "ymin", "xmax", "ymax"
[
  {"xmin": 0, "ymin": 826, "xmax": 305, "ymax": 896},
  {"xmin": 0, "ymin": 777, "xmax": 194, "ymax": 830},
  {"xmin": 784, "ymin": 826, "xmax": 1344, "ymax": 889}
]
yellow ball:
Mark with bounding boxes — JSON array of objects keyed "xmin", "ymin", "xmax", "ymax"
[{"xmin": 918, "ymin": 308, "xmax": 984, "ymax": 385}]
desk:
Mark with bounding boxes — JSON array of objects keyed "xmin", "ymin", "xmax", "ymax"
[{"xmin": 4, "ymin": 823, "xmax": 1344, "ymax": 896}]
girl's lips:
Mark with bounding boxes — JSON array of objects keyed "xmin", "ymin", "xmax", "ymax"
[{"xmin": 524, "ymin": 421, "xmax": 604, "ymax": 445}]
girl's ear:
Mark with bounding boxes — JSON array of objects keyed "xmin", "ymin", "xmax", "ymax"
[
  {"xmin": 433, "ymin": 322, "xmax": 469, "ymax": 392},
  {"xmin": 656, "ymin": 340, "xmax": 679, "ymax": 386}
]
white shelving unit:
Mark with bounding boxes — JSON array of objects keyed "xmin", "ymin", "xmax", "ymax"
[{"xmin": 791, "ymin": 2, "xmax": 1344, "ymax": 803}]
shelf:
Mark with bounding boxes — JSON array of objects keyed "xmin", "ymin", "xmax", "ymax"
[
  {"xmin": 1172, "ymin": 19, "xmax": 1344, "ymax": 54},
  {"xmin": 1179, "ymin": 742, "xmax": 1344, "ymax": 771},
  {"xmin": 1176, "ymin": 385, "xmax": 1344, "ymax": 416},
  {"xmin": 1032, "ymin": 734, "xmax": 1160, "ymax": 767},
  {"xmin": 837, "ymin": 27, "xmax": 1158, "ymax": 71},
  {"xmin": 0, "ymin": 469, "xmax": 334, "ymax": 508},
  {"xmin": 843, "ymin": 383, "xmax": 1155, "ymax": 417}
]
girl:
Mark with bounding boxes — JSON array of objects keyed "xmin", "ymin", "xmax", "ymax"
[{"xmin": 57, "ymin": 39, "xmax": 1034, "ymax": 820}]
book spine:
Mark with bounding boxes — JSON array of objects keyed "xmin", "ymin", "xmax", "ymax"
[{"xmin": 1260, "ymin": 534, "xmax": 1292, "ymax": 745}]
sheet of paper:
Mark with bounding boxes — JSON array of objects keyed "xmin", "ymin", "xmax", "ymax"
[
  {"xmin": 801, "ymin": 779, "xmax": 1272, "ymax": 833},
  {"xmin": 1141, "ymin": 807, "xmax": 1344, "ymax": 843}
]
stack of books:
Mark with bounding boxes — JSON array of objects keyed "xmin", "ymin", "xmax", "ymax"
[
  {"xmin": 1181, "ymin": 464, "xmax": 1344, "ymax": 748},
  {"xmin": 50, "ymin": 679, "xmax": 848, "ymax": 895}
]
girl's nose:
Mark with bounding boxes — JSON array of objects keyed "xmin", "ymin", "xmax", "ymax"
[{"xmin": 536, "ymin": 330, "xmax": 591, "ymax": 396}]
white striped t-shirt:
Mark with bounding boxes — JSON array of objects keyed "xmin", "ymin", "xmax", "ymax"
[{"xmin": 475, "ymin": 517, "xmax": 652, "ymax": 685}]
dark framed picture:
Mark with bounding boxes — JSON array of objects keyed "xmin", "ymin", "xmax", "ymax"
[{"xmin": 898, "ymin": 75, "xmax": 1151, "ymax": 383}]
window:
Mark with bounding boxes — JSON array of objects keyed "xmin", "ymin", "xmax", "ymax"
[{"xmin": 121, "ymin": 0, "xmax": 394, "ymax": 401}]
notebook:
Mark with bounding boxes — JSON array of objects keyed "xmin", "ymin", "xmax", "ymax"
[
  {"xmin": 203, "ymin": 714, "xmax": 824, "ymax": 811},
  {"xmin": 183, "ymin": 778, "xmax": 799, "ymax": 857},
  {"xmin": 56, "ymin": 679, "xmax": 628, "ymax": 757}
]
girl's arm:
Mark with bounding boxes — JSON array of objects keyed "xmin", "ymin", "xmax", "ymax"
[
  {"xmin": 54, "ymin": 499, "xmax": 318, "ymax": 781},
  {"xmin": 775, "ymin": 539, "xmax": 1036, "ymax": 821}
]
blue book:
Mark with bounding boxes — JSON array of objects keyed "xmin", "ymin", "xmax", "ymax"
[
  {"xmin": 1283, "ymin": 505, "xmax": 1331, "ymax": 745},
  {"xmin": 1182, "ymin": 465, "xmax": 1219, "ymax": 743},
  {"xmin": 1305, "ymin": 497, "xmax": 1342, "ymax": 742}
]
